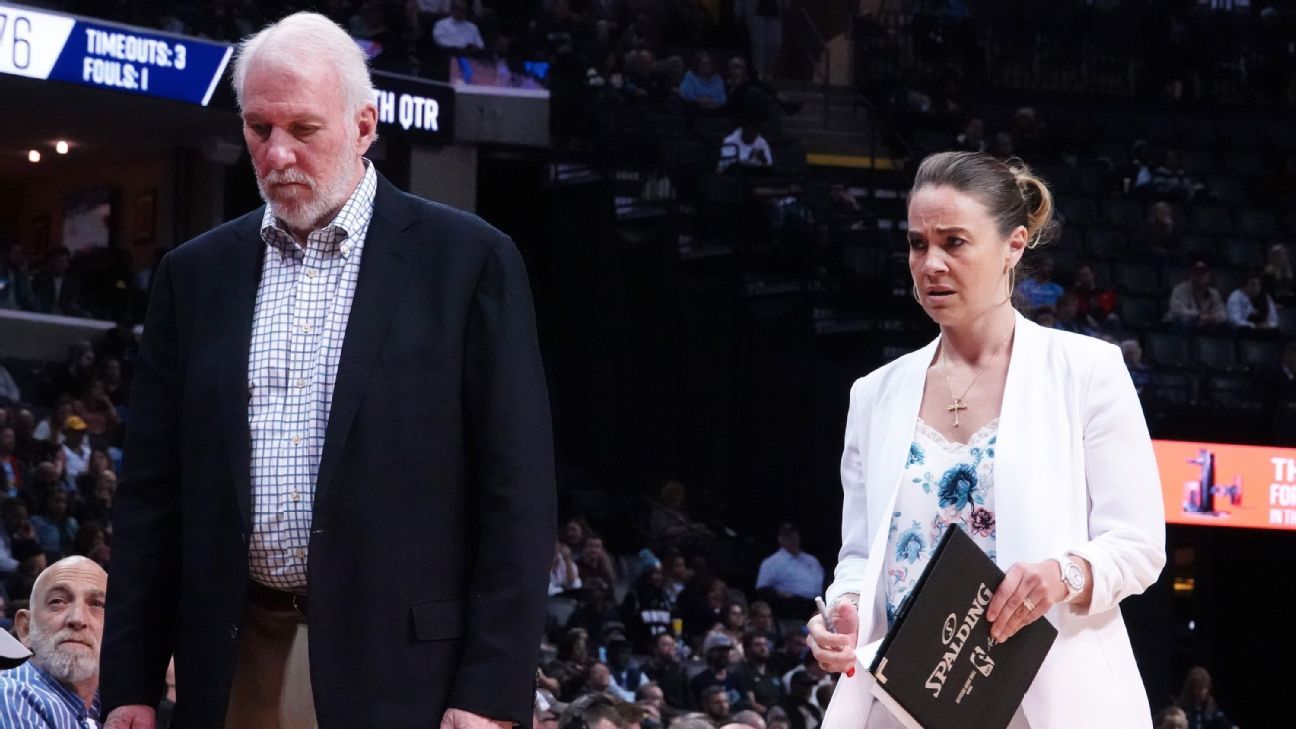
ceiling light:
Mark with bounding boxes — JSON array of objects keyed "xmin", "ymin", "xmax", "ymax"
[
  {"xmin": 55, "ymin": 141, "xmax": 69, "ymax": 155},
  {"xmin": 27, "ymin": 150, "xmax": 40, "ymax": 163}
]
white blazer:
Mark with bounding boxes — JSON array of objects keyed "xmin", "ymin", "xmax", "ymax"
[{"xmin": 822, "ymin": 312, "xmax": 1165, "ymax": 729}]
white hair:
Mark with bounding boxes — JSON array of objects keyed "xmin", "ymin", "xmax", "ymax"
[{"xmin": 232, "ymin": 12, "xmax": 375, "ymax": 115}]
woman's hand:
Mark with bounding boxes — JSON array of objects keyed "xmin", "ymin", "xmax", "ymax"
[
  {"xmin": 986, "ymin": 560, "xmax": 1069, "ymax": 643},
  {"xmin": 807, "ymin": 597, "xmax": 859, "ymax": 675}
]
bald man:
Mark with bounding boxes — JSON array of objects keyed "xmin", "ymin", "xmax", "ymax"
[{"xmin": 0, "ymin": 556, "xmax": 108, "ymax": 728}]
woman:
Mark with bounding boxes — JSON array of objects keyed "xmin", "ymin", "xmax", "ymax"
[
  {"xmin": 620, "ymin": 561, "xmax": 674, "ymax": 652},
  {"xmin": 806, "ymin": 152, "xmax": 1165, "ymax": 728},
  {"xmin": 1175, "ymin": 666, "xmax": 1232, "ymax": 729},
  {"xmin": 1263, "ymin": 243, "xmax": 1295, "ymax": 307}
]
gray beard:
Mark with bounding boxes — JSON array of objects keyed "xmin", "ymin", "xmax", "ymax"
[
  {"xmin": 27, "ymin": 622, "xmax": 98, "ymax": 687},
  {"xmin": 257, "ymin": 161, "xmax": 357, "ymax": 236}
]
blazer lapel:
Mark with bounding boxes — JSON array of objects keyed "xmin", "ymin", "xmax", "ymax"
[
  {"xmin": 312, "ymin": 176, "xmax": 420, "ymax": 530},
  {"xmin": 993, "ymin": 311, "xmax": 1038, "ymax": 568},
  {"xmin": 218, "ymin": 211, "xmax": 268, "ymax": 533}
]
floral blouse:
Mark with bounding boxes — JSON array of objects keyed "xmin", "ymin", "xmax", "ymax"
[{"xmin": 883, "ymin": 418, "xmax": 999, "ymax": 625}]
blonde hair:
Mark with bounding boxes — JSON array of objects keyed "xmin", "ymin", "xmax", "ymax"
[{"xmin": 910, "ymin": 151, "xmax": 1055, "ymax": 251}]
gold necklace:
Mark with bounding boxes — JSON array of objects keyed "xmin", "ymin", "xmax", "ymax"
[{"xmin": 940, "ymin": 340, "xmax": 1006, "ymax": 428}]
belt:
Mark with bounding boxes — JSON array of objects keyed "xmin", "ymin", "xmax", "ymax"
[{"xmin": 246, "ymin": 580, "xmax": 309, "ymax": 618}]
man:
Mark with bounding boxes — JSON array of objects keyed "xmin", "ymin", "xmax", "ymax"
[
  {"xmin": 688, "ymin": 633, "xmax": 744, "ymax": 710},
  {"xmin": 1167, "ymin": 261, "xmax": 1227, "ymax": 330},
  {"xmin": 732, "ymin": 634, "xmax": 781, "ymax": 714},
  {"xmin": 698, "ymin": 686, "xmax": 731, "ymax": 728},
  {"xmin": 0, "ymin": 556, "xmax": 108, "ymax": 727},
  {"xmin": 641, "ymin": 633, "xmax": 690, "ymax": 711},
  {"xmin": 766, "ymin": 629, "xmax": 805, "ymax": 677},
  {"xmin": 30, "ymin": 248, "xmax": 82, "ymax": 317},
  {"xmin": 0, "ymin": 242, "xmax": 33, "ymax": 311},
  {"xmin": 777, "ymin": 672, "xmax": 820, "ymax": 729},
  {"xmin": 101, "ymin": 12, "xmax": 555, "ymax": 729},
  {"xmin": 0, "ymin": 427, "xmax": 24, "ymax": 496},
  {"xmin": 59, "ymin": 418, "xmax": 91, "ymax": 492},
  {"xmin": 605, "ymin": 634, "xmax": 646, "ymax": 700},
  {"xmin": 754, "ymin": 524, "xmax": 823, "ymax": 618},
  {"xmin": 433, "ymin": 1, "xmax": 484, "ymax": 51},
  {"xmin": 746, "ymin": 601, "xmax": 777, "ymax": 641}
]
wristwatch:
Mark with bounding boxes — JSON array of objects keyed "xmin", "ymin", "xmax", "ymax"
[{"xmin": 1052, "ymin": 556, "xmax": 1085, "ymax": 603}]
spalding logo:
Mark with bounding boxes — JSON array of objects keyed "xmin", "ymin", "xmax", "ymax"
[{"xmin": 942, "ymin": 613, "xmax": 958, "ymax": 644}]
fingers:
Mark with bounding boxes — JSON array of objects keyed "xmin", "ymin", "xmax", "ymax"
[
  {"xmin": 806, "ymin": 614, "xmax": 858, "ymax": 673},
  {"xmin": 990, "ymin": 563, "xmax": 1053, "ymax": 643}
]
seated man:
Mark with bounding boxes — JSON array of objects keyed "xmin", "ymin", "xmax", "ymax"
[
  {"xmin": 754, "ymin": 524, "xmax": 823, "ymax": 618},
  {"xmin": 433, "ymin": 0, "xmax": 484, "ymax": 51},
  {"xmin": 0, "ymin": 555, "xmax": 108, "ymax": 727}
]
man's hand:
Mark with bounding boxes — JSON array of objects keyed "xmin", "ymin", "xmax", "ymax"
[
  {"xmin": 441, "ymin": 708, "xmax": 511, "ymax": 729},
  {"xmin": 105, "ymin": 705, "xmax": 156, "ymax": 729}
]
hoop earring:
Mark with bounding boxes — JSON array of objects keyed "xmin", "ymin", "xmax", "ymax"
[{"xmin": 1004, "ymin": 267, "xmax": 1016, "ymax": 304}]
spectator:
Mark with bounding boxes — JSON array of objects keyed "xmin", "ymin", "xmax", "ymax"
[
  {"xmin": 76, "ymin": 382, "xmax": 120, "ymax": 442},
  {"xmin": 0, "ymin": 557, "xmax": 107, "ymax": 726},
  {"xmin": 1121, "ymin": 340, "xmax": 1155, "ymax": 397},
  {"xmin": 7, "ymin": 539, "xmax": 45, "ymax": 602},
  {"xmin": 46, "ymin": 344, "xmax": 95, "ymax": 407},
  {"xmin": 765, "ymin": 707, "xmax": 791, "ymax": 729},
  {"xmin": 550, "ymin": 539, "xmax": 583, "ymax": 596},
  {"xmin": 30, "ymin": 247, "xmax": 83, "ymax": 317},
  {"xmin": 723, "ymin": 57, "xmax": 801, "ymax": 120},
  {"xmin": 32, "ymin": 401, "xmax": 73, "ymax": 446},
  {"xmin": 1033, "ymin": 305, "xmax": 1058, "ymax": 329},
  {"xmin": 1168, "ymin": 262, "xmax": 1228, "ymax": 330},
  {"xmin": 1071, "ymin": 263, "xmax": 1120, "ymax": 329},
  {"xmin": 733, "ymin": 633, "xmax": 782, "ymax": 715},
  {"xmin": 731, "ymin": 709, "xmax": 766, "ymax": 729},
  {"xmin": 0, "ymin": 428, "xmax": 23, "ymax": 497},
  {"xmin": 558, "ymin": 692, "xmax": 628, "ymax": 729},
  {"xmin": 754, "ymin": 523, "xmax": 822, "ymax": 618},
  {"xmin": 635, "ymin": 682, "xmax": 666, "ymax": 723},
  {"xmin": 677, "ymin": 576, "xmax": 727, "ymax": 643},
  {"xmin": 688, "ymin": 632, "xmax": 744, "ymax": 710},
  {"xmin": 1155, "ymin": 705, "xmax": 1188, "ymax": 729},
  {"xmin": 679, "ymin": 53, "xmax": 726, "ymax": 110},
  {"xmin": 0, "ymin": 368, "xmax": 19, "ymax": 406},
  {"xmin": 989, "ymin": 132, "xmax": 1013, "ymax": 159},
  {"xmin": 0, "ymin": 242, "xmax": 33, "ymax": 311},
  {"xmin": 1263, "ymin": 243, "xmax": 1295, "ymax": 307},
  {"xmin": 1149, "ymin": 149, "xmax": 1207, "ymax": 203},
  {"xmin": 1226, "ymin": 271, "xmax": 1279, "ymax": 329},
  {"xmin": 562, "ymin": 517, "xmax": 590, "ymax": 554},
  {"xmin": 648, "ymin": 482, "xmax": 711, "ymax": 556},
  {"xmin": 1017, "ymin": 255, "xmax": 1065, "ymax": 312},
  {"xmin": 72, "ymin": 523, "xmax": 109, "ymax": 569},
  {"xmin": 746, "ymin": 601, "xmax": 776, "ymax": 641},
  {"xmin": 766, "ymin": 629, "xmax": 805, "ymax": 676},
  {"xmin": 620, "ymin": 561, "xmax": 673, "ymax": 652},
  {"xmin": 566, "ymin": 584, "xmax": 621, "ymax": 649},
  {"xmin": 777, "ymin": 671, "xmax": 821, "ymax": 729},
  {"xmin": 697, "ymin": 685, "xmax": 731, "ymax": 727},
  {"xmin": 642, "ymin": 633, "xmax": 690, "ymax": 711},
  {"xmin": 584, "ymin": 661, "xmax": 632, "ymax": 701},
  {"xmin": 73, "ymin": 451, "xmax": 111, "ymax": 504},
  {"xmin": 58, "ymin": 418, "xmax": 91, "ymax": 491},
  {"xmin": 714, "ymin": 602, "xmax": 747, "ymax": 660},
  {"xmin": 576, "ymin": 532, "xmax": 618, "ymax": 601},
  {"xmin": 73, "ymin": 471, "xmax": 114, "ymax": 537},
  {"xmin": 605, "ymin": 634, "xmax": 647, "ymax": 700},
  {"xmin": 660, "ymin": 551, "xmax": 690, "ymax": 608},
  {"xmin": 1124, "ymin": 139, "xmax": 1155, "ymax": 194},
  {"xmin": 718, "ymin": 119, "xmax": 773, "ymax": 173},
  {"xmin": 955, "ymin": 117, "xmax": 986, "ymax": 153},
  {"xmin": 1053, "ymin": 292, "xmax": 1095, "ymax": 335},
  {"xmin": 30, "ymin": 490, "xmax": 77, "ymax": 563},
  {"xmin": 1175, "ymin": 666, "xmax": 1233, "ymax": 729},
  {"xmin": 546, "ymin": 628, "xmax": 593, "ymax": 701},
  {"xmin": 1135, "ymin": 201, "xmax": 1180, "ymax": 260},
  {"xmin": 735, "ymin": 0, "xmax": 786, "ymax": 80},
  {"xmin": 96, "ymin": 358, "xmax": 129, "ymax": 409},
  {"xmin": 433, "ymin": 0, "xmax": 484, "ymax": 51}
]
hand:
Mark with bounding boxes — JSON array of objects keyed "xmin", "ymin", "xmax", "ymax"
[
  {"xmin": 986, "ymin": 561, "xmax": 1065, "ymax": 643},
  {"xmin": 105, "ymin": 705, "xmax": 156, "ymax": 729},
  {"xmin": 441, "ymin": 708, "xmax": 511, "ymax": 729},
  {"xmin": 557, "ymin": 543, "xmax": 572, "ymax": 561},
  {"xmin": 806, "ymin": 598, "xmax": 858, "ymax": 675}
]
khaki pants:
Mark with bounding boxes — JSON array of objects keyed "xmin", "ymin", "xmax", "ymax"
[{"xmin": 225, "ymin": 602, "xmax": 318, "ymax": 729}]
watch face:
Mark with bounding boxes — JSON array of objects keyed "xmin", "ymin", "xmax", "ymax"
[{"xmin": 1062, "ymin": 562, "xmax": 1085, "ymax": 590}]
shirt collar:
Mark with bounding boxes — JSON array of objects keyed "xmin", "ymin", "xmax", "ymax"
[
  {"xmin": 260, "ymin": 159, "xmax": 377, "ymax": 259},
  {"xmin": 24, "ymin": 661, "xmax": 102, "ymax": 720}
]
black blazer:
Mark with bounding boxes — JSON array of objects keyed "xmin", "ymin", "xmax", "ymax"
[{"xmin": 101, "ymin": 174, "xmax": 557, "ymax": 728}]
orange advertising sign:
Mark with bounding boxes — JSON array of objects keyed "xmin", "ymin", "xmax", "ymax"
[{"xmin": 1154, "ymin": 439, "xmax": 1296, "ymax": 531}]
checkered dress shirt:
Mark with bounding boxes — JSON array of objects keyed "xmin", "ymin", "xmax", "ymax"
[{"xmin": 246, "ymin": 161, "xmax": 377, "ymax": 591}]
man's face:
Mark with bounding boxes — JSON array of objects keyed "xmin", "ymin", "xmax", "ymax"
[
  {"xmin": 18, "ymin": 558, "xmax": 108, "ymax": 689},
  {"xmin": 706, "ymin": 646, "xmax": 731, "ymax": 670},
  {"xmin": 640, "ymin": 685, "xmax": 664, "ymax": 707},
  {"xmin": 654, "ymin": 634, "xmax": 677, "ymax": 662},
  {"xmin": 778, "ymin": 529, "xmax": 800, "ymax": 552},
  {"xmin": 784, "ymin": 632, "xmax": 805, "ymax": 656},
  {"xmin": 64, "ymin": 428, "xmax": 85, "ymax": 449},
  {"xmin": 1244, "ymin": 277, "xmax": 1263, "ymax": 298},
  {"xmin": 96, "ymin": 472, "xmax": 117, "ymax": 504},
  {"xmin": 241, "ymin": 56, "xmax": 376, "ymax": 235},
  {"xmin": 0, "ymin": 427, "xmax": 14, "ymax": 454},
  {"xmin": 588, "ymin": 662, "xmax": 611, "ymax": 690},
  {"xmin": 582, "ymin": 537, "xmax": 604, "ymax": 562},
  {"xmin": 750, "ymin": 606, "xmax": 773, "ymax": 633},
  {"xmin": 704, "ymin": 691, "xmax": 730, "ymax": 720},
  {"xmin": 46, "ymin": 492, "xmax": 68, "ymax": 519},
  {"xmin": 749, "ymin": 635, "xmax": 771, "ymax": 661}
]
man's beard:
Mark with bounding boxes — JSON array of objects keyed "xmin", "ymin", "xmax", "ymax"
[
  {"xmin": 27, "ymin": 621, "xmax": 98, "ymax": 686},
  {"xmin": 256, "ymin": 158, "xmax": 356, "ymax": 235}
]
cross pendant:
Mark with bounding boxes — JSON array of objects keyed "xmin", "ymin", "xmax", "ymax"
[{"xmin": 948, "ymin": 398, "xmax": 968, "ymax": 427}]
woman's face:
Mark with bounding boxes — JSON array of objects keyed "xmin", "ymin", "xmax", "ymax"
[
  {"xmin": 725, "ymin": 604, "xmax": 746, "ymax": 628},
  {"xmin": 907, "ymin": 185, "xmax": 1024, "ymax": 328},
  {"xmin": 562, "ymin": 520, "xmax": 584, "ymax": 545}
]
